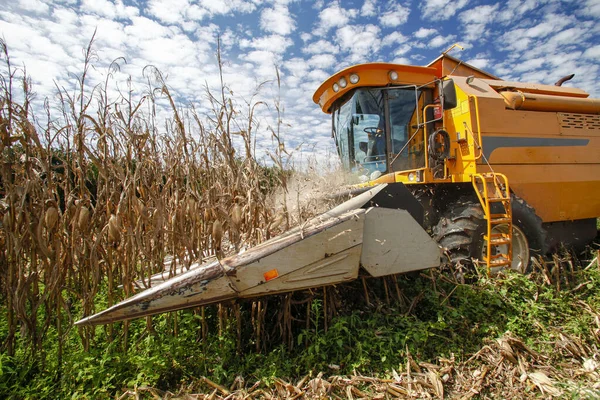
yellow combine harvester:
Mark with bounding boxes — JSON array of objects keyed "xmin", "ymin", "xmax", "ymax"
[
  {"xmin": 77, "ymin": 54, "xmax": 600, "ymax": 326},
  {"xmin": 314, "ymin": 53, "xmax": 600, "ymax": 273}
]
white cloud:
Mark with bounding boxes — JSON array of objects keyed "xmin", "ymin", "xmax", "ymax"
[
  {"xmin": 197, "ymin": 0, "xmax": 258, "ymax": 15},
  {"xmin": 0, "ymin": 20, "xmax": 69, "ymax": 61},
  {"xmin": 548, "ymin": 27, "xmax": 587, "ymax": 46},
  {"xmin": 306, "ymin": 68, "xmax": 329, "ymax": 82},
  {"xmin": 284, "ymin": 57, "xmax": 310, "ymax": 77},
  {"xmin": 220, "ymin": 28, "xmax": 238, "ymax": 50},
  {"xmin": 391, "ymin": 56, "xmax": 410, "ymax": 64},
  {"xmin": 124, "ymin": 16, "xmax": 172, "ymax": 40},
  {"xmin": 314, "ymin": 3, "xmax": 358, "ymax": 35},
  {"xmin": 420, "ymin": 0, "xmax": 470, "ymax": 20},
  {"xmin": 542, "ymin": 51, "xmax": 583, "ymax": 68},
  {"xmin": 580, "ymin": 0, "xmax": 600, "ymax": 17},
  {"xmin": 309, "ymin": 54, "xmax": 337, "ymax": 69},
  {"xmin": 146, "ymin": 0, "xmax": 189, "ymax": 24},
  {"xmin": 460, "ymin": 4, "xmax": 499, "ymax": 24},
  {"xmin": 18, "ymin": 0, "xmax": 50, "ymax": 14},
  {"xmin": 414, "ymin": 27, "xmax": 436, "ymax": 38},
  {"xmin": 523, "ymin": 20, "xmax": 556, "ymax": 38},
  {"xmin": 361, "ymin": 0, "xmax": 377, "ymax": 17},
  {"xmin": 500, "ymin": 13, "xmax": 574, "ymax": 54},
  {"xmin": 51, "ymin": 7, "xmax": 78, "ymax": 25},
  {"xmin": 335, "ymin": 24, "xmax": 381, "ymax": 63},
  {"xmin": 466, "ymin": 58, "xmax": 489, "ymax": 70},
  {"xmin": 187, "ymin": 4, "xmax": 209, "ymax": 20},
  {"xmin": 382, "ymin": 31, "xmax": 407, "ymax": 47},
  {"xmin": 511, "ymin": 58, "xmax": 545, "ymax": 73},
  {"xmin": 496, "ymin": 0, "xmax": 538, "ymax": 22},
  {"xmin": 147, "ymin": 0, "xmax": 208, "ymax": 24},
  {"xmin": 82, "ymin": 0, "xmax": 139, "ymax": 20},
  {"xmin": 583, "ymin": 45, "xmax": 600, "ymax": 59},
  {"xmin": 78, "ymin": 15, "xmax": 129, "ymax": 49},
  {"xmin": 260, "ymin": 4, "xmax": 295, "ymax": 36},
  {"xmin": 312, "ymin": 0, "xmax": 325, "ymax": 10},
  {"xmin": 194, "ymin": 24, "xmax": 220, "ymax": 42},
  {"xmin": 460, "ymin": 4, "xmax": 500, "ymax": 41},
  {"xmin": 300, "ymin": 32, "xmax": 312, "ymax": 43},
  {"xmin": 146, "ymin": 0, "xmax": 258, "ymax": 24},
  {"xmin": 137, "ymin": 34, "xmax": 205, "ymax": 67},
  {"xmin": 428, "ymin": 34, "xmax": 456, "ymax": 48},
  {"xmin": 379, "ymin": 3, "xmax": 410, "ymax": 27},
  {"xmin": 302, "ymin": 40, "xmax": 339, "ymax": 54},
  {"xmin": 393, "ymin": 44, "xmax": 411, "ymax": 56},
  {"xmin": 240, "ymin": 34, "xmax": 293, "ymax": 54}
]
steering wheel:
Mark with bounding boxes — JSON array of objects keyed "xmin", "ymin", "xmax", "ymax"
[{"xmin": 364, "ymin": 127, "xmax": 381, "ymax": 135}]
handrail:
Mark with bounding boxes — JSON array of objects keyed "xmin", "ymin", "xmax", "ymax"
[
  {"xmin": 468, "ymin": 95, "xmax": 483, "ymax": 160},
  {"xmin": 422, "ymin": 103, "xmax": 439, "ymax": 170}
]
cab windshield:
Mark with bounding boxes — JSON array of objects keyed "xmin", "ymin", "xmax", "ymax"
[{"xmin": 332, "ymin": 87, "xmax": 428, "ymax": 177}]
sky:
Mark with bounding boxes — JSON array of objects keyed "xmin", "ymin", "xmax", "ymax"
[{"xmin": 1, "ymin": 0, "xmax": 599, "ymax": 166}]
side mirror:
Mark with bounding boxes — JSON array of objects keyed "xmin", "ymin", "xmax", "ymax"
[{"xmin": 440, "ymin": 79, "xmax": 457, "ymax": 110}]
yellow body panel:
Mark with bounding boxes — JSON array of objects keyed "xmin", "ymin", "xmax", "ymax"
[
  {"xmin": 449, "ymin": 77, "xmax": 600, "ymax": 222},
  {"xmin": 315, "ymin": 57, "xmax": 600, "ymax": 224}
]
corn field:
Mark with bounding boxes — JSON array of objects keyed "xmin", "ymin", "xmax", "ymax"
[
  {"xmin": 0, "ymin": 36, "xmax": 338, "ymax": 362},
  {"xmin": 3, "ymin": 37, "xmax": 600, "ymax": 399}
]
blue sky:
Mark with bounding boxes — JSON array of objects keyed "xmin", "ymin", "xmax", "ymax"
[{"xmin": 1, "ymin": 0, "xmax": 599, "ymax": 165}]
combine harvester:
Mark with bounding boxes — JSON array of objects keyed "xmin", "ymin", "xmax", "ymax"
[{"xmin": 77, "ymin": 52, "xmax": 600, "ymax": 326}]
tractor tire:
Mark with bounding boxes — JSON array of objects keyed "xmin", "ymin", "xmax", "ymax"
[
  {"xmin": 410, "ymin": 186, "xmax": 439, "ymax": 232},
  {"xmin": 433, "ymin": 195, "xmax": 547, "ymax": 273}
]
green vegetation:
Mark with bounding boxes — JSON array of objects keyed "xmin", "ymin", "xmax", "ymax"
[{"xmin": 1, "ymin": 254, "xmax": 599, "ymax": 398}]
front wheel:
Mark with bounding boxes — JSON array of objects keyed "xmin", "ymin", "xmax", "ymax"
[{"xmin": 433, "ymin": 195, "xmax": 547, "ymax": 273}]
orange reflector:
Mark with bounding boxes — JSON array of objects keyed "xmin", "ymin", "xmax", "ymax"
[{"xmin": 263, "ymin": 269, "xmax": 279, "ymax": 282}]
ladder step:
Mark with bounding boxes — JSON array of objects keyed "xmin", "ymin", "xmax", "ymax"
[
  {"xmin": 489, "ymin": 232, "xmax": 509, "ymax": 238},
  {"xmin": 489, "ymin": 237, "xmax": 511, "ymax": 246},
  {"xmin": 490, "ymin": 253, "xmax": 510, "ymax": 260},
  {"xmin": 490, "ymin": 259, "xmax": 511, "ymax": 267},
  {"xmin": 490, "ymin": 217, "xmax": 512, "ymax": 225},
  {"xmin": 487, "ymin": 197, "xmax": 511, "ymax": 202}
]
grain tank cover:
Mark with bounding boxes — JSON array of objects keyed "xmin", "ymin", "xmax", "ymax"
[{"xmin": 428, "ymin": 53, "xmax": 501, "ymax": 80}]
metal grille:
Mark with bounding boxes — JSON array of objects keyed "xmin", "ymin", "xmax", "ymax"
[{"xmin": 559, "ymin": 113, "xmax": 600, "ymax": 130}]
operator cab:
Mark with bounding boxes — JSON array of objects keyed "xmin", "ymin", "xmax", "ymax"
[
  {"xmin": 314, "ymin": 61, "xmax": 459, "ymax": 184},
  {"xmin": 332, "ymin": 86, "xmax": 433, "ymax": 181}
]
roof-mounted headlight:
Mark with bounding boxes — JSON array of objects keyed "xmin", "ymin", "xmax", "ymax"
[
  {"xmin": 389, "ymin": 70, "xmax": 399, "ymax": 81},
  {"xmin": 349, "ymin": 73, "xmax": 359, "ymax": 84},
  {"xmin": 339, "ymin": 77, "xmax": 348, "ymax": 88},
  {"xmin": 333, "ymin": 83, "xmax": 340, "ymax": 92}
]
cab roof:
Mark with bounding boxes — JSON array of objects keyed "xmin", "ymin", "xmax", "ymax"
[
  {"xmin": 313, "ymin": 63, "xmax": 437, "ymax": 113},
  {"xmin": 313, "ymin": 54, "xmax": 503, "ymax": 113}
]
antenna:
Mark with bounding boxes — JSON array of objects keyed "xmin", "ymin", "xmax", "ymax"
[{"xmin": 442, "ymin": 43, "xmax": 464, "ymax": 55}]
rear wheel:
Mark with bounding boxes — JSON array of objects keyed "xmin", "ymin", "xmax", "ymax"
[{"xmin": 433, "ymin": 195, "xmax": 547, "ymax": 273}]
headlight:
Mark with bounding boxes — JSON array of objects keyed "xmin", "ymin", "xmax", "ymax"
[
  {"xmin": 408, "ymin": 172, "xmax": 416, "ymax": 182},
  {"xmin": 333, "ymin": 83, "xmax": 339, "ymax": 92},
  {"xmin": 339, "ymin": 77, "xmax": 348, "ymax": 88},
  {"xmin": 349, "ymin": 73, "xmax": 359, "ymax": 84},
  {"xmin": 389, "ymin": 71, "xmax": 398, "ymax": 81}
]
